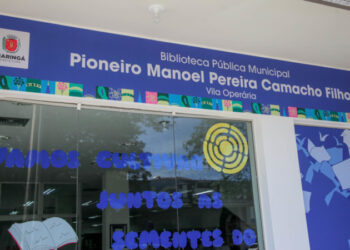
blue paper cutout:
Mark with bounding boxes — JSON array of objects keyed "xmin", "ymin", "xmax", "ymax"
[
  {"xmin": 319, "ymin": 161, "xmax": 341, "ymax": 205},
  {"xmin": 142, "ymin": 191, "xmax": 157, "ymax": 208},
  {"xmin": 138, "ymin": 231, "xmax": 149, "ymax": 249},
  {"xmin": 197, "ymin": 192, "xmax": 222, "ymax": 209},
  {"xmin": 139, "ymin": 230, "xmax": 160, "ymax": 249},
  {"xmin": 212, "ymin": 192, "xmax": 223, "ymax": 209},
  {"xmin": 125, "ymin": 232, "xmax": 138, "ymax": 249},
  {"xmin": 51, "ymin": 150, "xmax": 67, "ymax": 168},
  {"xmin": 303, "ymin": 191, "xmax": 312, "ymax": 213},
  {"xmin": 139, "ymin": 153, "xmax": 152, "ymax": 170},
  {"xmin": 296, "ymin": 137, "xmax": 309, "ymax": 157},
  {"xmin": 201, "ymin": 230, "xmax": 212, "ymax": 247},
  {"xmin": 96, "ymin": 151, "xmax": 112, "ymax": 168},
  {"xmin": 171, "ymin": 192, "xmax": 183, "ymax": 209},
  {"xmin": 120, "ymin": 153, "xmax": 131, "ymax": 168},
  {"xmin": 325, "ymin": 189, "xmax": 336, "ymax": 205},
  {"xmin": 160, "ymin": 231, "xmax": 172, "ymax": 248},
  {"xmin": 320, "ymin": 161, "xmax": 340, "ymax": 187},
  {"xmin": 157, "ymin": 192, "xmax": 171, "ymax": 209},
  {"xmin": 110, "ymin": 229, "xmax": 229, "ymax": 249},
  {"xmin": 112, "ymin": 153, "xmax": 125, "ymax": 169},
  {"xmin": 96, "ymin": 151, "xmax": 204, "ymax": 171},
  {"xmin": 162, "ymin": 153, "xmax": 174, "ymax": 170},
  {"xmin": 98, "ymin": 191, "xmax": 184, "ymax": 210},
  {"xmin": 198, "ymin": 194, "xmax": 212, "ymax": 209},
  {"xmin": 296, "ymin": 126, "xmax": 350, "ymax": 250},
  {"xmin": 333, "ymin": 159, "xmax": 350, "ymax": 191},
  {"xmin": 109, "ymin": 193, "xmax": 127, "ymax": 209},
  {"xmin": 187, "ymin": 230, "xmax": 201, "ymax": 249},
  {"xmin": 5, "ymin": 149, "xmax": 24, "ymax": 168},
  {"xmin": 126, "ymin": 192, "xmax": 142, "ymax": 209},
  {"xmin": 232, "ymin": 229, "xmax": 243, "ymax": 245},
  {"xmin": 172, "ymin": 232, "xmax": 187, "ymax": 248},
  {"xmin": 190, "ymin": 154, "xmax": 203, "ymax": 171},
  {"xmin": 319, "ymin": 132, "xmax": 329, "ymax": 142},
  {"xmin": 96, "ymin": 191, "xmax": 108, "ymax": 210},
  {"xmin": 305, "ymin": 161, "xmax": 319, "ymax": 183},
  {"xmin": 327, "ymin": 147, "xmax": 343, "ymax": 165},
  {"xmin": 112, "ymin": 231, "xmax": 125, "ymax": 250},
  {"xmin": 128, "ymin": 152, "xmax": 140, "ymax": 170},
  {"xmin": 67, "ymin": 151, "xmax": 80, "ymax": 168},
  {"xmin": 333, "ymin": 136, "xmax": 343, "ymax": 147},
  {"xmin": 2, "ymin": 148, "xmax": 79, "ymax": 169},
  {"xmin": 25, "ymin": 150, "xmax": 38, "ymax": 168},
  {"xmin": 302, "ymin": 143, "xmax": 349, "ymax": 205},
  {"xmin": 212, "ymin": 229, "xmax": 224, "ymax": 247},
  {"xmin": 152, "ymin": 154, "xmax": 162, "ymax": 169},
  {"xmin": 176, "ymin": 154, "xmax": 190, "ymax": 171},
  {"xmin": 243, "ymin": 229, "xmax": 257, "ymax": 246}
]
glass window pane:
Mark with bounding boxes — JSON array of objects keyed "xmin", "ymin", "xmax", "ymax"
[
  {"xmin": 0, "ymin": 102, "xmax": 79, "ymax": 250},
  {"xmin": 35, "ymin": 105, "xmax": 79, "ymax": 218},
  {"xmin": 174, "ymin": 117, "xmax": 263, "ymax": 250},
  {"xmin": 43, "ymin": 184, "xmax": 77, "ymax": 214},
  {"xmin": 0, "ymin": 100, "xmax": 264, "ymax": 250},
  {"xmin": 77, "ymin": 109, "xmax": 177, "ymax": 249},
  {"xmin": 0, "ymin": 101, "xmax": 37, "ymax": 250},
  {"xmin": 35, "ymin": 105, "xmax": 79, "ymax": 250}
]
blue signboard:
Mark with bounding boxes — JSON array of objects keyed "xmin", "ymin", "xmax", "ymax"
[{"xmin": 1, "ymin": 14, "xmax": 350, "ymax": 121}]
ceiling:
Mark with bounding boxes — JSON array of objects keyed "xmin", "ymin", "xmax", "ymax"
[{"xmin": 1, "ymin": 0, "xmax": 350, "ymax": 70}]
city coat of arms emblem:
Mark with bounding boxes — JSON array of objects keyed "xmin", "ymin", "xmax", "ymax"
[{"xmin": 2, "ymin": 35, "xmax": 20, "ymax": 53}]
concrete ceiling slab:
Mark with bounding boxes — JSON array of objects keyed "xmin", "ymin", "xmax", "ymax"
[{"xmin": 1, "ymin": 0, "xmax": 349, "ymax": 70}]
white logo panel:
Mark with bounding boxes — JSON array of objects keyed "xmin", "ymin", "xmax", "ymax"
[{"xmin": 0, "ymin": 28, "xmax": 30, "ymax": 69}]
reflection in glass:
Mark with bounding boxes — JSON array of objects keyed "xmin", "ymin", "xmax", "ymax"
[
  {"xmin": 0, "ymin": 102, "xmax": 79, "ymax": 250},
  {"xmin": 174, "ymin": 118, "xmax": 261, "ymax": 249},
  {"xmin": 0, "ymin": 101, "xmax": 37, "ymax": 250},
  {"xmin": 0, "ymin": 100, "xmax": 264, "ymax": 250},
  {"xmin": 43, "ymin": 184, "xmax": 76, "ymax": 214},
  {"xmin": 77, "ymin": 110, "xmax": 177, "ymax": 248}
]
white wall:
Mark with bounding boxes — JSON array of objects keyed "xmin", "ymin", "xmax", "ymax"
[{"xmin": 254, "ymin": 115, "xmax": 310, "ymax": 250}]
